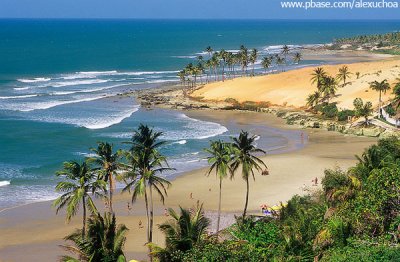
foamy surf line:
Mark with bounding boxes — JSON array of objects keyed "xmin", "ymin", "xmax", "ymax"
[
  {"xmin": 16, "ymin": 94, "xmax": 113, "ymax": 112},
  {"xmin": 0, "ymin": 180, "xmax": 10, "ymax": 187},
  {"xmin": 83, "ymin": 106, "xmax": 140, "ymax": 129}
]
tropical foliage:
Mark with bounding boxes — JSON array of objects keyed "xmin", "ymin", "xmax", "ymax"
[
  {"xmin": 177, "ymin": 45, "xmax": 302, "ymax": 92},
  {"xmin": 155, "ymin": 137, "xmax": 400, "ymax": 262},
  {"xmin": 60, "ymin": 212, "xmax": 128, "ymax": 262}
]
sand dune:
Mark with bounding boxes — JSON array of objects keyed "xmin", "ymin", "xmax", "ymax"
[{"xmin": 193, "ymin": 58, "xmax": 400, "ymax": 110}]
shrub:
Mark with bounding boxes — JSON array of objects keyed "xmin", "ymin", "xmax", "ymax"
[{"xmin": 337, "ymin": 109, "xmax": 355, "ymax": 121}]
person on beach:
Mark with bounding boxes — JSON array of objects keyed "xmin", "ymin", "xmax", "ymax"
[
  {"xmin": 190, "ymin": 192, "xmax": 193, "ymax": 199},
  {"xmin": 139, "ymin": 220, "xmax": 143, "ymax": 229},
  {"xmin": 127, "ymin": 202, "xmax": 132, "ymax": 214},
  {"xmin": 164, "ymin": 208, "xmax": 169, "ymax": 217}
]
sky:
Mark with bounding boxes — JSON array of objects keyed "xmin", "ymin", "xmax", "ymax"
[{"xmin": 1, "ymin": 0, "xmax": 400, "ymax": 20}]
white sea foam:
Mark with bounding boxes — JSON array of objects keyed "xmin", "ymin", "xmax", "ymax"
[
  {"xmin": 0, "ymin": 94, "xmax": 38, "ymax": 99},
  {"xmin": 13, "ymin": 87, "xmax": 31, "ymax": 91},
  {"xmin": 161, "ymin": 113, "xmax": 228, "ymax": 140},
  {"xmin": 17, "ymin": 78, "xmax": 51, "ymax": 83},
  {"xmin": 171, "ymin": 55, "xmax": 197, "ymax": 59},
  {"xmin": 172, "ymin": 140, "xmax": 187, "ymax": 145},
  {"xmin": 146, "ymin": 79, "xmax": 178, "ymax": 84},
  {"xmin": 50, "ymin": 84, "xmax": 128, "ymax": 96},
  {"xmin": 0, "ymin": 181, "xmax": 10, "ymax": 187},
  {"xmin": 47, "ymin": 79, "xmax": 109, "ymax": 88},
  {"xmin": 83, "ymin": 107, "xmax": 139, "ymax": 129},
  {"xmin": 16, "ymin": 94, "xmax": 111, "ymax": 112}
]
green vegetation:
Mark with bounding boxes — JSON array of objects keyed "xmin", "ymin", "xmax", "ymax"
[
  {"xmin": 53, "ymin": 123, "xmax": 400, "ymax": 261},
  {"xmin": 121, "ymin": 124, "xmax": 173, "ymax": 261},
  {"xmin": 369, "ymin": 79, "xmax": 391, "ymax": 118},
  {"xmin": 61, "ymin": 212, "xmax": 128, "ymax": 262},
  {"xmin": 231, "ymin": 131, "xmax": 268, "ymax": 219},
  {"xmin": 178, "ymin": 45, "xmax": 302, "ymax": 91},
  {"xmin": 336, "ymin": 65, "xmax": 352, "ymax": 86},
  {"xmin": 334, "ymin": 32, "xmax": 400, "ymax": 45},
  {"xmin": 204, "ymin": 140, "xmax": 233, "ymax": 234},
  {"xmin": 353, "ymin": 98, "xmax": 373, "ymax": 125},
  {"xmin": 333, "ymin": 32, "xmax": 400, "ymax": 54},
  {"xmin": 154, "ymin": 137, "xmax": 400, "ymax": 261}
]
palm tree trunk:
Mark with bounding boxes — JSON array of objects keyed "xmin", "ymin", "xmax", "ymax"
[
  {"xmin": 379, "ymin": 91, "xmax": 382, "ymax": 117},
  {"xmin": 217, "ymin": 177, "xmax": 222, "ymax": 234},
  {"xmin": 109, "ymin": 174, "xmax": 113, "ymax": 214},
  {"xmin": 149, "ymin": 187, "xmax": 154, "ymax": 262},
  {"xmin": 242, "ymin": 177, "xmax": 249, "ymax": 219},
  {"xmin": 82, "ymin": 196, "xmax": 86, "ymax": 238},
  {"xmin": 144, "ymin": 188, "xmax": 152, "ymax": 262}
]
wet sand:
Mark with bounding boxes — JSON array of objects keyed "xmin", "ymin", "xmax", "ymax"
[{"xmin": 0, "ymin": 110, "xmax": 377, "ymax": 262}]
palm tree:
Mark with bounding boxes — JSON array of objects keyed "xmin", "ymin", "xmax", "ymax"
[
  {"xmin": 336, "ymin": 65, "xmax": 352, "ymax": 86},
  {"xmin": 261, "ymin": 56, "xmax": 272, "ymax": 74},
  {"xmin": 249, "ymin": 48, "xmax": 258, "ymax": 76},
  {"xmin": 276, "ymin": 56, "xmax": 285, "ymax": 72},
  {"xmin": 231, "ymin": 131, "xmax": 268, "ymax": 219},
  {"xmin": 369, "ymin": 79, "xmax": 391, "ymax": 117},
  {"xmin": 60, "ymin": 212, "xmax": 128, "ymax": 262},
  {"xmin": 353, "ymin": 98, "xmax": 373, "ymax": 126},
  {"xmin": 205, "ymin": 46, "xmax": 213, "ymax": 59},
  {"xmin": 306, "ymin": 91, "xmax": 321, "ymax": 109},
  {"xmin": 211, "ymin": 53, "xmax": 220, "ymax": 81},
  {"xmin": 151, "ymin": 203, "xmax": 210, "ymax": 260},
  {"xmin": 177, "ymin": 70, "xmax": 186, "ymax": 87},
  {"xmin": 219, "ymin": 49, "xmax": 228, "ymax": 81},
  {"xmin": 239, "ymin": 45, "xmax": 249, "ymax": 76},
  {"xmin": 392, "ymin": 78, "xmax": 400, "ymax": 108},
  {"xmin": 53, "ymin": 160, "xmax": 107, "ymax": 237},
  {"xmin": 90, "ymin": 142, "xmax": 120, "ymax": 214},
  {"xmin": 204, "ymin": 140, "xmax": 232, "ymax": 234},
  {"xmin": 321, "ymin": 76, "xmax": 338, "ymax": 103},
  {"xmin": 293, "ymin": 52, "xmax": 302, "ymax": 64},
  {"xmin": 311, "ymin": 67, "xmax": 327, "ymax": 91},
  {"xmin": 281, "ymin": 45, "xmax": 290, "ymax": 70},
  {"xmin": 121, "ymin": 124, "xmax": 173, "ymax": 261}
]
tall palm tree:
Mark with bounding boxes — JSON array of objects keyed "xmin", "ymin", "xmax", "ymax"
[
  {"xmin": 53, "ymin": 160, "xmax": 107, "ymax": 237},
  {"xmin": 249, "ymin": 48, "xmax": 258, "ymax": 76},
  {"xmin": 293, "ymin": 52, "xmax": 302, "ymax": 64},
  {"xmin": 90, "ymin": 142, "xmax": 120, "ymax": 214},
  {"xmin": 281, "ymin": 45, "xmax": 290, "ymax": 70},
  {"xmin": 231, "ymin": 131, "xmax": 268, "ymax": 219},
  {"xmin": 392, "ymin": 78, "xmax": 400, "ymax": 108},
  {"xmin": 311, "ymin": 67, "xmax": 327, "ymax": 91},
  {"xmin": 205, "ymin": 46, "xmax": 213, "ymax": 59},
  {"xmin": 204, "ymin": 140, "xmax": 233, "ymax": 234},
  {"xmin": 261, "ymin": 56, "xmax": 272, "ymax": 74},
  {"xmin": 336, "ymin": 65, "xmax": 352, "ymax": 86},
  {"xmin": 60, "ymin": 212, "xmax": 128, "ymax": 262},
  {"xmin": 211, "ymin": 53, "xmax": 220, "ymax": 81},
  {"xmin": 151, "ymin": 203, "xmax": 210, "ymax": 260},
  {"xmin": 219, "ymin": 49, "xmax": 228, "ymax": 81},
  {"xmin": 369, "ymin": 79, "xmax": 391, "ymax": 117},
  {"xmin": 121, "ymin": 124, "xmax": 173, "ymax": 261},
  {"xmin": 177, "ymin": 70, "xmax": 186, "ymax": 87},
  {"xmin": 306, "ymin": 91, "xmax": 321, "ymax": 109},
  {"xmin": 353, "ymin": 98, "xmax": 373, "ymax": 126},
  {"xmin": 239, "ymin": 45, "xmax": 249, "ymax": 76},
  {"xmin": 321, "ymin": 76, "xmax": 338, "ymax": 103},
  {"xmin": 276, "ymin": 56, "xmax": 285, "ymax": 72}
]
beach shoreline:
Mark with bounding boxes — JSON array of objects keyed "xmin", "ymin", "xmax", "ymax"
[
  {"xmin": 1, "ymin": 47, "xmax": 398, "ymax": 261},
  {"xmin": 0, "ymin": 109, "xmax": 378, "ymax": 261}
]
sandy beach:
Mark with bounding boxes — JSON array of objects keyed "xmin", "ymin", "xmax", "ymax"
[
  {"xmin": 0, "ymin": 110, "xmax": 377, "ymax": 262},
  {"xmin": 192, "ymin": 56, "xmax": 400, "ymax": 109}
]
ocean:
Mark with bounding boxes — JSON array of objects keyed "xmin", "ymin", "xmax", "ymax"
[{"xmin": 1, "ymin": 19, "xmax": 400, "ymax": 209}]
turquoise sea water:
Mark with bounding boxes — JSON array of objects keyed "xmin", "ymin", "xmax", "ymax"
[{"xmin": 1, "ymin": 19, "xmax": 400, "ymax": 208}]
